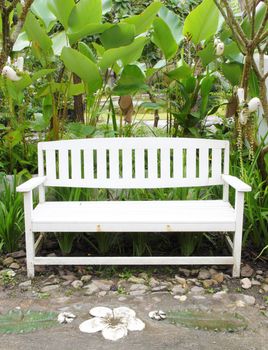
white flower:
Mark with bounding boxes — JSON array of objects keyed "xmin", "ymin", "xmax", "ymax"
[
  {"xmin": 237, "ymin": 88, "xmax": 245, "ymax": 105},
  {"xmin": 14, "ymin": 57, "xmax": 24, "ymax": 72},
  {"xmin": 204, "ymin": 115, "xmax": 223, "ymax": 127},
  {"xmin": 216, "ymin": 42, "xmax": 224, "ymax": 56},
  {"xmin": 148, "ymin": 310, "xmax": 166, "ymax": 321},
  {"xmin": 57, "ymin": 312, "xmax": 76, "ymax": 324},
  {"xmin": 214, "ymin": 38, "xmax": 221, "ymax": 46},
  {"xmin": 239, "ymin": 110, "xmax": 248, "ymax": 125},
  {"xmin": 2, "ymin": 66, "xmax": 21, "ymax": 81},
  {"xmin": 248, "ymin": 97, "xmax": 261, "ymax": 112},
  {"xmin": 79, "ymin": 306, "xmax": 145, "ymax": 341}
]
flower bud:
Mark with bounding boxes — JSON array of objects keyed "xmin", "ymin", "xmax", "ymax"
[
  {"xmin": 248, "ymin": 97, "xmax": 261, "ymax": 112},
  {"xmin": 2, "ymin": 66, "xmax": 21, "ymax": 81},
  {"xmin": 216, "ymin": 42, "xmax": 224, "ymax": 56}
]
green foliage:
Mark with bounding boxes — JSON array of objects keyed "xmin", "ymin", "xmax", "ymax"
[
  {"xmin": 152, "ymin": 18, "xmax": 178, "ymax": 60},
  {"xmin": 0, "ymin": 309, "xmax": 58, "ymax": 334},
  {"xmin": 113, "ymin": 65, "xmax": 148, "ymax": 95}
]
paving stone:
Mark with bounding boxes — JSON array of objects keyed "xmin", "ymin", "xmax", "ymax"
[
  {"xmin": 148, "ymin": 277, "xmax": 159, "ymax": 288},
  {"xmin": 151, "ymin": 285, "xmax": 168, "ymax": 292},
  {"xmin": 242, "ymin": 295, "xmax": 256, "ymax": 305},
  {"xmin": 241, "ymin": 264, "xmax": 254, "ymax": 278},
  {"xmin": 198, "ymin": 269, "xmax": 211, "ymax": 280},
  {"xmin": 40, "ymin": 284, "xmax": 60, "ymax": 293},
  {"xmin": 190, "ymin": 286, "xmax": 204, "ymax": 294},
  {"xmin": 92, "ymin": 279, "xmax": 113, "ymax": 291},
  {"xmin": 83, "ymin": 283, "xmax": 99, "ymax": 296},
  {"xmin": 19, "ymin": 280, "xmax": 31, "ymax": 291},
  {"xmin": 129, "ymin": 283, "xmax": 148, "ymax": 291},
  {"xmin": 71, "ymin": 280, "xmax": 83, "ymax": 289},
  {"xmin": 174, "ymin": 276, "xmax": 186, "ymax": 285},
  {"xmin": 171, "ymin": 285, "xmax": 186, "ymax": 295},
  {"xmin": 9, "ymin": 262, "xmax": 20, "ymax": 270},
  {"xmin": 81, "ymin": 275, "xmax": 92, "ymax": 283},
  {"xmin": 3, "ymin": 257, "xmax": 14, "ymax": 266}
]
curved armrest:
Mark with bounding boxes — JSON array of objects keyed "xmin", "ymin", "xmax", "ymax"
[
  {"xmin": 16, "ymin": 176, "xmax": 46, "ymax": 193},
  {"xmin": 222, "ymin": 175, "xmax": 251, "ymax": 192}
]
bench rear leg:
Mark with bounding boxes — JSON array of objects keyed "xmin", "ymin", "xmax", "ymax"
[
  {"xmin": 26, "ymin": 227, "xmax": 35, "ymax": 278},
  {"xmin": 232, "ymin": 192, "xmax": 244, "ymax": 278}
]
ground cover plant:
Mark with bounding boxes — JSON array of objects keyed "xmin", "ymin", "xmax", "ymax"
[{"xmin": 0, "ymin": 0, "xmax": 267, "ymax": 264}]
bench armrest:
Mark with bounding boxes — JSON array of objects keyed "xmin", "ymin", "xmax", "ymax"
[
  {"xmin": 222, "ymin": 175, "xmax": 251, "ymax": 192},
  {"xmin": 16, "ymin": 176, "xmax": 46, "ymax": 193}
]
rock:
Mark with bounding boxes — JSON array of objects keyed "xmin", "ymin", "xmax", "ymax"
[
  {"xmin": 98, "ymin": 291, "xmax": 107, "ymax": 297},
  {"xmin": 81, "ymin": 275, "xmax": 92, "ymax": 283},
  {"xmin": 174, "ymin": 295, "xmax": 187, "ymax": 302},
  {"xmin": 198, "ymin": 269, "xmax": 211, "ymax": 280},
  {"xmin": 242, "ymin": 295, "xmax": 256, "ymax": 305},
  {"xmin": 256, "ymin": 270, "xmax": 263, "ymax": 275},
  {"xmin": 40, "ymin": 284, "xmax": 60, "ymax": 293},
  {"xmin": 129, "ymin": 289, "xmax": 147, "ymax": 296},
  {"xmin": 148, "ymin": 277, "xmax": 159, "ymax": 288},
  {"xmin": 3, "ymin": 257, "xmax": 14, "ymax": 266},
  {"xmin": 261, "ymin": 284, "xmax": 268, "ymax": 293},
  {"xmin": 213, "ymin": 291, "xmax": 227, "ymax": 300},
  {"xmin": 208, "ymin": 268, "xmax": 218, "ymax": 276},
  {"xmin": 251, "ymin": 279, "xmax": 261, "ymax": 286},
  {"xmin": 43, "ymin": 277, "xmax": 60, "ymax": 286},
  {"xmin": 190, "ymin": 286, "xmax": 204, "ymax": 294},
  {"xmin": 212, "ymin": 272, "xmax": 224, "ymax": 284},
  {"xmin": 202, "ymin": 279, "xmax": 215, "ymax": 288},
  {"xmin": 0, "ymin": 269, "xmax": 16, "ymax": 277},
  {"xmin": 71, "ymin": 280, "xmax": 83, "ymax": 289},
  {"xmin": 240, "ymin": 278, "xmax": 252, "ymax": 289},
  {"xmin": 178, "ymin": 268, "xmax": 190, "ymax": 277},
  {"xmin": 241, "ymin": 264, "xmax": 254, "ymax": 278},
  {"xmin": 62, "ymin": 280, "xmax": 72, "ymax": 286},
  {"xmin": 129, "ymin": 283, "xmax": 148, "ymax": 291},
  {"xmin": 19, "ymin": 280, "xmax": 31, "ymax": 291},
  {"xmin": 138, "ymin": 272, "xmax": 148, "ymax": 280},
  {"xmin": 236, "ymin": 300, "xmax": 246, "ymax": 307},
  {"xmin": 193, "ymin": 295, "xmax": 206, "ymax": 300},
  {"xmin": 61, "ymin": 274, "xmax": 76, "ymax": 282},
  {"xmin": 83, "ymin": 283, "xmax": 99, "ymax": 296},
  {"xmin": 151, "ymin": 285, "xmax": 168, "ymax": 292},
  {"xmin": 174, "ymin": 276, "xmax": 186, "ymax": 286},
  {"xmin": 9, "ymin": 262, "xmax": 20, "ymax": 270},
  {"xmin": 9, "ymin": 250, "xmax": 26, "ymax": 258},
  {"xmin": 171, "ymin": 285, "xmax": 186, "ymax": 295},
  {"xmin": 128, "ymin": 276, "xmax": 145, "ymax": 284},
  {"xmin": 92, "ymin": 279, "xmax": 113, "ymax": 291}
]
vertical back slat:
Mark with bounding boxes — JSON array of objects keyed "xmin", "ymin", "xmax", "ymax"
[
  {"xmin": 71, "ymin": 148, "xmax": 81, "ymax": 180},
  {"xmin": 160, "ymin": 148, "xmax": 170, "ymax": 179},
  {"xmin": 186, "ymin": 148, "xmax": 196, "ymax": 178},
  {"xmin": 46, "ymin": 149, "xmax": 56, "ymax": 180},
  {"xmin": 84, "ymin": 149, "xmax": 94, "ymax": 180},
  {"xmin": 173, "ymin": 148, "xmax": 183, "ymax": 179},
  {"xmin": 38, "ymin": 145, "xmax": 44, "ymax": 176},
  {"xmin": 122, "ymin": 148, "xmax": 132, "ymax": 180},
  {"xmin": 109, "ymin": 148, "xmax": 119, "ymax": 180},
  {"xmin": 212, "ymin": 148, "xmax": 222, "ymax": 179},
  {"xmin": 148, "ymin": 148, "xmax": 158, "ymax": 179},
  {"xmin": 135, "ymin": 148, "xmax": 144, "ymax": 179},
  {"xmin": 199, "ymin": 147, "xmax": 209, "ymax": 179},
  {"xmin": 97, "ymin": 148, "xmax": 107, "ymax": 180},
  {"xmin": 59, "ymin": 148, "xmax": 69, "ymax": 180}
]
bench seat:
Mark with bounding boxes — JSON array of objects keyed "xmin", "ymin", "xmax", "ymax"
[{"xmin": 31, "ymin": 200, "xmax": 236, "ymax": 232}]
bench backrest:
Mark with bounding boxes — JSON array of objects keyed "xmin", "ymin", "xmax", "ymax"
[{"xmin": 38, "ymin": 138, "xmax": 229, "ymax": 189}]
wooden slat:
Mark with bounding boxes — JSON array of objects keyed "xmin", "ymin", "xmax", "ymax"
[
  {"xmin": 109, "ymin": 148, "xmax": 119, "ymax": 180},
  {"xmin": 59, "ymin": 148, "xmax": 69, "ymax": 180},
  {"xmin": 71, "ymin": 148, "xmax": 81, "ymax": 180},
  {"xmin": 186, "ymin": 148, "xmax": 196, "ymax": 178},
  {"xmin": 45, "ymin": 149, "xmax": 56, "ymax": 180},
  {"xmin": 212, "ymin": 148, "xmax": 222, "ymax": 179},
  {"xmin": 97, "ymin": 148, "xmax": 107, "ymax": 180},
  {"xmin": 84, "ymin": 149, "xmax": 94, "ymax": 180},
  {"xmin": 148, "ymin": 148, "xmax": 158, "ymax": 179},
  {"xmin": 173, "ymin": 148, "xmax": 183, "ymax": 179},
  {"xmin": 161, "ymin": 148, "xmax": 170, "ymax": 179},
  {"xmin": 199, "ymin": 147, "xmax": 209, "ymax": 179},
  {"xmin": 122, "ymin": 148, "xmax": 132, "ymax": 179},
  {"xmin": 135, "ymin": 148, "xmax": 145, "ymax": 179}
]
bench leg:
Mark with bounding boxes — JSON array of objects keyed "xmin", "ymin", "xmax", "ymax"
[
  {"xmin": 232, "ymin": 192, "xmax": 244, "ymax": 278},
  {"xmin": 26, "ymin": 228, "xmax": 35, "ymax": 278}
]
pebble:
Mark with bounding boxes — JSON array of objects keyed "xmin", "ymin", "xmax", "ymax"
[
  {"xmin": 174, "ymin": 295, "xmax": 187, "ymax": 302},
  {"xmin": 92, "ymin": 279, "xmax": 113, "ymax": 291},
  {"xmin": 174, "ymin": 276, "xmax": 186, "ymax": 286},
  {"xmin": 212, "ymin": 272, "xmax": 224, "ymax": 284},
  {"xmin": 171, "ymin": 285, "xmax": 186, "ymax": 295},
  {"xmin": 3, "ymin": 257, "xmax": 14, "ymax": 266},
  {"xmin": 190, "ymin": 286, "xmax": 204, "ymax": 294},
  {"xmin": 71, "ymin": 280, "xmax": 83, "ymax": 289},
  {"xmin": 236, "ymin": 300, "xmax": 246, "ymax": 307},
  {"xmin": 128, "ymin": 276, "xmax": 145, "ymax": 284},
  {"xmin": 178, "ymin": 268, "xmax": 190, "ymax": 277},
  {"xmin": 202, "ymin": 279, "xmax": 215, "ymax": 288},
  {"xmin": 9, "ymin": 262, "xmax": 20, "ymax": 270},
  {"xmin": 81, "ymin": 275, "xmax": 92, "ymax": 283},
  {"xmin": 40, "ymin": 284, "xmax": 60, "ymax": 293},
  {"xmin": 198, "ymin": 269, "xmax": 211, "ymax": 280},
  {"xmin": 9, "ymin": 250, "xmax": 26, "ymax": 258},
  {"xmin": 240, "ymin": 278, "xmax": 252, "ymax": 289},
  {"xmin": 242, "ymin": 295, "xmax": 256, "ymax": 305},
  {"xmin": 138, "ymin": 272, "xmax": 148, "ymax": 280},
  {"xmin": 19, "ymin": 280, "xmax": 31, "ymax": 291},
  {"xmin": 83, "ymin": 283, "xmax": 99, "ymax": 296},
  {"xmin": 261, "ymin": 284, "xmax": 268, "ymax": 293},
  {"xmin": 129, "ymin": 283, "xmax": 148, "ymax": 291},
  {"xmin": 241, "ymin": 264, "xmax": 254, "ymax": 278},
  {"xmin": 151, "ymin": 285, "xmax": 168, "ymax": 292},
  {"xmin": 98, "ymin": 291, "xmax": 107, "ymax": 297},
  {"xmin": 213, "ymin": 291, "xmax": 227, "ymax": 300},
  {"xmin": 148, "ymin": 277, "xmax": 159, "ymax": 288}
]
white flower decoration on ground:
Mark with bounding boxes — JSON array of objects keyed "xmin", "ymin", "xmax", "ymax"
[
  {"xmin": 79, "ymin": 306, "xmax": 145, "ymax": 341},
  {"xmin": 148, "ymin": 310, "xmax": 166, "ymax": 321},
  {"xmin": 58, "ymin": 312, "xmax": 76, "ymax": 324}
]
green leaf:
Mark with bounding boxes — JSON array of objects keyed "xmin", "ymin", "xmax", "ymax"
[
  {"xmin": 32, "ymin": 69, "xmax": 55, "ymax": 81},
  {"xmin": 99, "ymin": 37, "xmax": 148, "ymax": 70},
  {"xmin": 31, "ymin": 0, "xmax": 56, "ymax": 29},
  {"xmin": 123, "ymin": 2, "xmax": 162, "ymax": 36},
  {"xmin": 13, "ymin": 32, "xmax": 30, "ymax": 52},
  {"xmin": 48, "ymin": 0, "xmax": 75, "ymax": 29},
  {"xmin": 167, "ymin": 310, "xmax": 247, "ymax": 331},
  {"xmin": 158, "ymin": 6, "xmax": 183, "ymax": 44},
  {"xmin": 197, "ymin": 43, "xmax": 216, "ymax": 66},
  {"xmin": 200, "ymin": 75, "xmax": 215, "ymax": 116},
  {"xmin": 78, "ymin": 42, "xmax": 96, "ymax": 63},
  {"xmin": 61, "ymin": 47, "xmax": 102, "ymax": 93},
  {"xmin": 67, "ymin": 123, "xmax": 95, "ymax": 138},
  {"xmin": 68, "ymin": 0, "xmax": 102, "ymax": 32},
  {"xmin": 166, "ymin": 65, "xmax": 192, "ymax": 81},
  {"xmin": 51, "ymin": 31, "xmax": 68, "ymax": 56},
  {"xmin": 0, "ymin": 309, "xmax": 58, "ymax": 334},
  {"xmin": 113, "ymin": 64, "xmax": 148, "ymax": 95},
  {"xmin": 152, "ymin": 18, "xmax": 178, "ymax": 60},
  {"xmin": 139, "ymin": 101, "xmax": 164, "ymax": 110},
  {"xmin": 224, "ymin": 41, "xmax": 243, "ymax": 63},
  {"xmin": 102, "ymin": 0, "xmax": 112, "ymax": 14},
  {"xmin": 183, "ymin": 0, "xmax": 220, "ymax": 44},
  {"xmin": 24, "ymin": 12, "xmax": 52, "ymax": 53},
  {"xmin": 222, "ymin": 62, "xmax": 242, "ymax": 86},
  {"xmin": 31, "ymin": 113, "xmax": 51, "ymax": 132},
  {"xmin": 67, "ymin": 23, "xmax": 112, "ymax": 45},
  {"xmin": 100, "ymin": 24, "xmax": 135, "ymax": 49},
  {"xmin": 242, "ymin": 2, "xmax": 268, "ymax": 39}
]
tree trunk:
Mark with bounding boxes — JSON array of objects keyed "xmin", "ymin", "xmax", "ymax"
[{"xmin": 73, "ymin": 74, "xmax": 84, "ymax": 122}]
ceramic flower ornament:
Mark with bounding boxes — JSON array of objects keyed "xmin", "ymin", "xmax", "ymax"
[
  {"xmin": 248, "ymin": 97, "xmax": 261, "ymax": 112},
  {"xmin": 215, "ymin": 42, "xmax": 224, "ymax": 56},
  {"xmin": 79, "ymin": 306, "xmax": 145, "ymax": 341},
  {"xmin": 2, "ymin": 56, "xmax": 24, "ymax": 81}
]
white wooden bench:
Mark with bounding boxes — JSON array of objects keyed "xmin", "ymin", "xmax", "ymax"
[{"xmin": 17, "ymin": 138, "xmax": 251, "ymax": 278}]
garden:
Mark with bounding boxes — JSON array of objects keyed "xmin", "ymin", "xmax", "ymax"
[{"xmin": 0, "ymin": 0, "xmax": 268, "ymax": 348}]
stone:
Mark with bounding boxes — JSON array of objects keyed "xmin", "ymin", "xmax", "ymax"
[
  {"xmin": 98, "ymin": 291, "xmax": 107, "ymax": 297},
  {"xmin": 240, "ymin": 278, "xmax": 252, "ymax": 289},
  {"xmin": 92, "ymin": 279, "xmax": 113, "ymax": 291},
  {"xmin": 148, "ymin": 277, "xmax": 159, "ymax": 288},
  {"xmin": 251, "ymin": 279, "xmax": 261, "ymax": 286},
  {"xmin": 256, "ymin": 270, "xmax": 263, "ymax": 275},
  {"xmin": 19, "ymin": 280, "xmax": 31, "ymax": 291},
  {"xmin": 178, "ymin": 268, "xmax": 190, "ymax": 277},
  {"xmin": 174, "ymin": 275, "xmax": 186, "ymax": 286},
  {"xmin": 83, "ymin": 283, "xmax": 99, "ymax": 296},
  {"xmin": 9, "ymin": 250, "xmax": 26, "ymax": 258},
  {"xmin": 71, "ymin": 280, "xmax": 83, "ymax": 289},
  {"xmin": 129, "ymin": 283, "xmax": 148, "ymax": 291},
  {"xmin": 212, "ymin": 272, "xmax": 224, "ymax": 284},
  {"xmin": 61, "ymin": 274, "xmax": 76, "ymax": 282},
  {"xmin": 236, "ymin": 300, "xmax": 246, "ymax": 307},
  {"xmin": 138, "ymin": 272, "xmax": 148, "ymax": 280},
  {"xmin": 242, "ymin": 295, "xmax": 256, "ymax": 306},
  {"xmin": 129, "ymin": 289, "xmax": 147, "ymax": 296},
  {"xmin": 174, "ymin": 295, "xmax": 187, "ymax": 302},
  {"xmin": 62, "ymin": 280, "xmax": 72, "ymax": 286},
  {"xmin": 261, "ymin": 284, "xmax": 268, "ymax": 293},
  {"xmin": 47, "ymin": 253, "xmax": 57, "ymax": 257},
  {"xmin": 151, "ymin": 285, "xmax": 168, "ymax": 292},
  {"xmin": 198, "ymin": 269, "xmax": 211, "ymax": 280},
  {"xmin": 9, "ymin": 262, "xmax": 20, "ymax": 270},
  {"xmin": 171, "ymin": 285, "xmax": 186, "ymax": 295},
  {"xmin": 202, "ymin": 279, "xmax": 215, "ymax": 288},
  {"xmin": 128, "ymin": 276, "xmax": 145, "ymax": 284},
  {"xmin": 40, "ymin": 284, "xmax": 60, "ymax": 293},
  {"xmin": 213, "ymin": 291, "xmax": 227, "ymax": 300},
  {"xmin": 3, "ymin": 257, "xmax": 14, "ymax": 266},
  {"xmin": 191, "ymin": 286, "xmax": 204, "ymax": 293},
  {"xmin": 0, "ymin": 269, "xmax": 16, "ymax": 277},
  {"xmin": 81, "ymin": 275, "xmax": 92, "ymax": 283},
  {"xmin": 241, "ymin": 264, "xmax": 254, "ymax": 278}
]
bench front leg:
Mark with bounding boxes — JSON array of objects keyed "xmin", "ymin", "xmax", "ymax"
[
  {"xmin": 23, "ymin": 191, "xmax": 35, "ymax": 278},
  {"xmin": 232, "ymin": 191, "xmax": 245, "ymax": 278}
]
